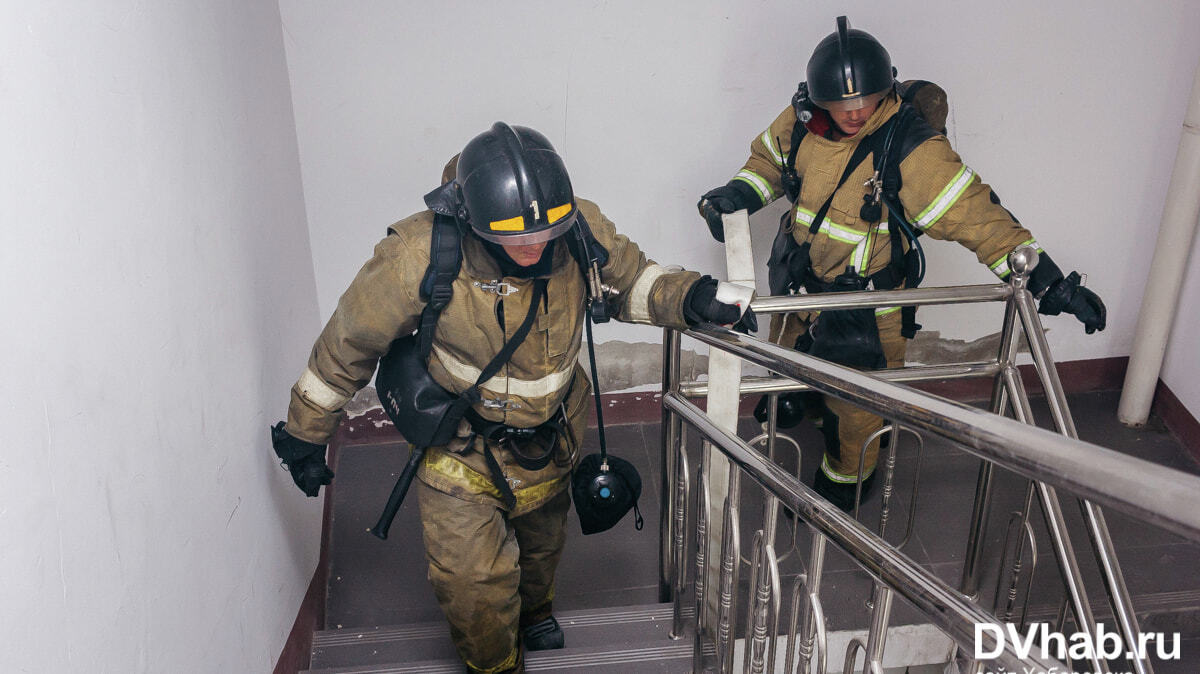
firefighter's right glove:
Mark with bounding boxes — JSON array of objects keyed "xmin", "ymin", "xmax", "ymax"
[
  {"xmin": 684, "ymin": 276, "xmax": 758, "ymax": 333},
  {"xmin": 697, "ymin": 186, "xmax": 741, "ymax": 243},
  {"xmin": 1037, "ymin": 271, "xmax": 1106, "ymax": 334},
  {"xmin": 270, "ymin": 421, "xmax": 334, "ymax": 497}
]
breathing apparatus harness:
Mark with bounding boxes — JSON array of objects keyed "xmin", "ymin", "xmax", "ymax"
[
  {"xmin": 371, "ymin": 184, "xmax": 641, "ymax": 535},
  {"xmin": 771, "ymin": 80, "xmax": 940, "ymax": 339}
]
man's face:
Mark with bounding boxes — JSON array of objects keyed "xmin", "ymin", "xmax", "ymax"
[
  {"xmin": 828, "ymin": 98, "xmax": 881, "ymax": 137},
  {"xmin": 501, "ymin": 241, "xmax": 549, "ymax": 267}
]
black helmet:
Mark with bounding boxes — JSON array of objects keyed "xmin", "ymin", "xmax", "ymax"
[
  {"xmin": 806, "ymin": 16, "xmax": 894, "ymax": 112},
  {"xmin": 453, "ymin": 122, "xmax": 577, "ymax": 246}
]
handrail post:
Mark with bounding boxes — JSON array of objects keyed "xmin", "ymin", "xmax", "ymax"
[
  {"xmin": 1012, "ymin": 265, "xmax": 1152, "ymax": 674},
  {"xmin": 659, "ymin": 327, "xmax": 681, "ymax": 602},
  {"xmin": 960, "ymin": 261, "xmax": 1023, "ymax": 598}
]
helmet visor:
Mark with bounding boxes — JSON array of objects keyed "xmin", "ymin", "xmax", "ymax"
[
  {"xmin": 811, "ymin": 88, "xmax": 888, "ymax": 112},
  {"xmin": 471, "ymin": 204, "xmax": 577, "ymax": 245}
]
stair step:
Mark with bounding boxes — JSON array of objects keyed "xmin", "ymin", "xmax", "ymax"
[
  {"xmin": 303, "ymin": 636, "xmax": 704, "ymax": 674},
  {"xmin": 308, "ymin": 602, "xmax": 694, "ymax": 671}
]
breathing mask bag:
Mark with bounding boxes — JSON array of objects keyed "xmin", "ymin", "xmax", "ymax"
[
  {"xmin": 571, "ymin": 453, "xmax": 644, "ymax": 535},
  {"xmin": 375, "ymin": 335, "xmax": 477, "ymax": 449},
  {"xmin": 802, "ymin": 268, "xmax": 887, "ymax": 370}
]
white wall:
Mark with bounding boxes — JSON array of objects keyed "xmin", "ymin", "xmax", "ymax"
[
  {"xmin": 279, "ymin": 0, "xmax": 1200, "ymax": 368},
  {"xmin": 0, "ymin": 2, "xmax": 320, "ymax": 672}
]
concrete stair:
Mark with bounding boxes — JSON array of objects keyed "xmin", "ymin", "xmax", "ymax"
[{"xmin": 304, "ymin": 603, "xmax": 705, "ymax": 673}]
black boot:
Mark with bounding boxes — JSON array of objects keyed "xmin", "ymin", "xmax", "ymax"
[
  {"xmin": 812, "ymin": 468, "xmax": 876, "ymax": 513},
  {"xmin": 522, "ymin": 616, "xmax": 565, "ymax": 651},
  {"xmin": 753, "ymin": 391, "xmax": 823, "ymax": 429}
]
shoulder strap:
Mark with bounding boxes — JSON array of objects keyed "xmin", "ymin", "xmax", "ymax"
[
  {"xmin": 565, "ymin": 212, "xmax": 614, "ymax": 323},
  {"xmin": 781, "ymin": 118, "xmax": 809, "ymax": 203},
  {"xmin": 472, "ymin": 279, "xmax": 546, "ymax": 388},
  {"xmin": 564, "ymin": 212, "xmax": 608, "ymax": 269},
  {"xmin": 416, "ymin": 213, "xmax": 464, "ymax": 359},
  {"xmin": 807, "ymin": 131, "xmax": 879, "ymax": 236},
  {"xmin": 864, "ymin": 104, "xmax": 933, "ymax": 338}
]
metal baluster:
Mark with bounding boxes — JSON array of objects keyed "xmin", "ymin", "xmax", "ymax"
[
  {"xmin": 876, "ymin": 425, "xmax": 897, "ymax": 537},
  {"xmin": 671, "ymin": 437, "xmax": 691, "ymax": 639},
  {"xmin": 994, "ymin": 510, "xmax": 1038, "ymax": 626},
  {"xmin": 896, "ymin": 428, "xmax": 922, "ymax": 550},
  {"xmin": 715, "ymin": 465, "xmax": 741, "ymax": 673},
  {"xmin": 746, "ymin": 430, "xmax": 803, "ymax": 563},
  {"xmin": 694, "ymin": 454, "xmax": 711, "ymax": 673},
  {"xmin": 785, "ymin": 573, "xmax": 829, "ymax": 674},
  {"xmin": 790, "ymin": 531, "xmax": 828, "ymax": 674},
  {"xmin": 784, "ymin": 575, "xmax": 805, "ymax": 674},
  {"xmin": 743, "ymin": 531, "xmax": 766, "ymax": 674},
  {"xmin": 863, "ymin": 583, "xmax": 893, "ymax": 674},
  {"xmin": 843, "ymin": 638, "xmax": 868, "ymax": 674},
  {"xmin": 763, "ymin": 544, "xmax": 782, "ymax": 674}
]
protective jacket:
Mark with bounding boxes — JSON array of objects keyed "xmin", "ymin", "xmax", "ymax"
[
  {"xmin": 729, "ymin": 93, "xmax": 1043, "ymax": 313},
  {"xmin": 285, "ymin": 199, "xmax": 700, "ymax": 516}
]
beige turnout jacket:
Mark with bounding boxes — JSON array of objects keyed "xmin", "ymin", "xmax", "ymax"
[
  {"xmin": 734, "ymin": 93, "xmax": 1042, "ymax": 292},
  {"xmin": 285, "ymin": 199, "xmax": 699, "ymax": 515}
]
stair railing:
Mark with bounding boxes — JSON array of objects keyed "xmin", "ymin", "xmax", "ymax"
[{"xmin": 657, "ymin": 248, "xmax": 1200, "ymax": 673}]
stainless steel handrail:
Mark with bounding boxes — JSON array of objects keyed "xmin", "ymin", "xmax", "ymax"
[
  {"xmin": 683, "ymin": 325, "xmax": 1200, "ymax": 543},
  {"xmin": 679, "ymin": 361, "xmax": 1002, "ymax": 397},
  {"xmin": 750, "ymin": 282, "xmax": 1011, "ymax": 314}
]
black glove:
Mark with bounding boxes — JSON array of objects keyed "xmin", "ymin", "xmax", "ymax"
[
  {"xmin": 270, "ymin": 421, "xmax": 334, "ymax": 497},
  {"xmin": 1037, "ymin": 271, "xmax": 1106, "ymax": 334},
  {"xmin": 684, "ymin": 276, "xmax": 758, "ymax": 333},
  {"xmin": 697, "ymin": 185, "xmax": 742, "ymax": 243}
]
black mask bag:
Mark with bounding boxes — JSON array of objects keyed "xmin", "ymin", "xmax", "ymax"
[
  {"xmin": 571, "ymin": 453, "xmax": 644, "ymax": 535},
  {"xmin": 804, "ymin": 271, "xmax": 886, "ymax": 370}
]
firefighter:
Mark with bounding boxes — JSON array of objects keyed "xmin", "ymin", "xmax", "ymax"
[
  {"xmin": 272, "ymin": 122, "xmax": 753, "ymax": 673},
  {"xmin": 697, "ymin": 17, "xmax": 1105, "ymax": 512}
]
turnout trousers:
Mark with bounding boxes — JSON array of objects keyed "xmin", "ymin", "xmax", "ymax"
[
  {"xmin": 774, "ymin": 308, "xmax": 909, "ymax": 483},
  {"xmin": 417, "ymin": 481, "xmax": 571, "ymax": 674}
]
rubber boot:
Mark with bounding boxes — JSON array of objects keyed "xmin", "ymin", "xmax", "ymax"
[
  {"xmin": 521, "ymin": 616, "xmax": 564, "ymax": 651},
  {"xmin": 812, "ymin": 469, "xmax": 876, "ymax": 514}
]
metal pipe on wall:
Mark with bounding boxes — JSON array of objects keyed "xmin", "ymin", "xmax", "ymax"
[{"xmin": 1119, "ymin": 56, "xmax": 1200, "ymax": 426}]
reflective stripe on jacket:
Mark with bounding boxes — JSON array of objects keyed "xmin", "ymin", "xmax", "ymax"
[
  {"xmin": 285, "ymin": 198, "xmax": 699, "ymax": 514},
  {"xmin": 733, "ymin": 93, "xmax": 1043, "ymax": 288}
]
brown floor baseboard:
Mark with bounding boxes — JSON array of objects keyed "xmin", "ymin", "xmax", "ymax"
[
  {"xmin": 1153, "ymin": 379, "xmax": 1200, "ymax": 464},
  {"xmin": 273, "ymin": 565, "xmax": 322, "ymax": 674},
  {"xmin": 274, "ymin": 445, "xmax": 337, "ymax": 674}
]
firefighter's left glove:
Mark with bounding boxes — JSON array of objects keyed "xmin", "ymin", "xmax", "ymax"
[
  {"xmin": 697, "ymin": 186, "xmax": 742, "ymax": 243},
  {"xmin": 1038, "ymin": 271, "xmax": 1106, "ymax": 334},
  {"xmin": 684, "ymin": 276, "xmax": 758, "ymax": 333},
  {"xmin": 270, "ymin": 421, "xmax": 334, "ymax": 497}
]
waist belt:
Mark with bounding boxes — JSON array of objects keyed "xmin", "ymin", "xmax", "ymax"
[{"xmin": 464, "ymin": 405, "xmax": 571, "ymax": 510}]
